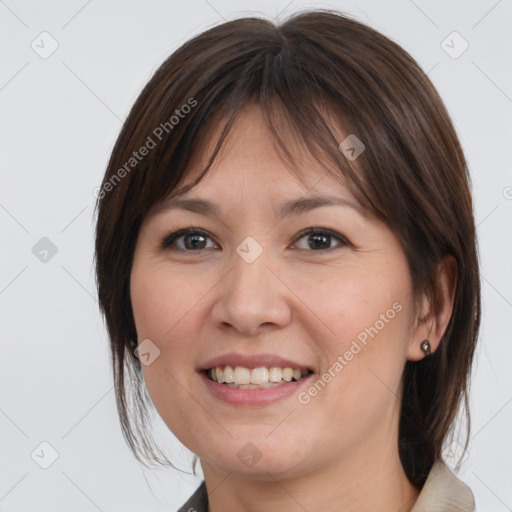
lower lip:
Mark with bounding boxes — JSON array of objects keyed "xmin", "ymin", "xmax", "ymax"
[{"xmin": 199, "ymin": 371, "xmax": 314, "ymax": 406}]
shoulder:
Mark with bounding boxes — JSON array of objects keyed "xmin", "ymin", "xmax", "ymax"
[
  {"xmin": 411, "ymin": 460, "xmax": 475, "ymax": 512},
  {"xmin": 176, "ymin": 481, "xmax": 208, "ymax": 512}
]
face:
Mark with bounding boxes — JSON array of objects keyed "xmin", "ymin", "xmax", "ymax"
[{"xmin": 130, "ymin": 104, "xmax": 422, "ymax": 480}]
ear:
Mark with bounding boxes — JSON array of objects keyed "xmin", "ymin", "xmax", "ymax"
[{"xmin": 407, "ymin": 256, "xmax": 458, "ymax": 361}]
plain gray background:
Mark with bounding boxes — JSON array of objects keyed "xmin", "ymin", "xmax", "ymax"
[{"xmin": 1, "ymin": 0, "xmax": 511, "ymax": 510}]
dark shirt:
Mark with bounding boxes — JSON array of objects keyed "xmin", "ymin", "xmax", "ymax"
[{"xmin": 177, "ymin": 481, "xmax": 208, "ymax": 512}]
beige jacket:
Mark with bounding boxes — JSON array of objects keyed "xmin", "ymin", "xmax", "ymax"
[
  {"xmin": 177, "ymin": 460, "xmax": 475, "ymax": 512},
  {"xmin": 411, "ymin": 460, "xmax": 475, "ymax": 511}
]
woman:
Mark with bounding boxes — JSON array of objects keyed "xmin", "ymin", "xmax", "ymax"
[{"xmin": 95, "ymin": 10, "xmax": 480, "ymax": 511}]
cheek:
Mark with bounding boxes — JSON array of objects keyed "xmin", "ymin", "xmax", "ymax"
[
  {"xmin": 290, "ymin": 259, "xmax": 411, "ymax": 348},
  {"xmin": 130, "ymin": 258, "xmax": 219, "ymax": 391},
  {"xmin": 130, "ymin": 261, "xmax": 210, "ymax": 438},
  {"xmin": 289, "ymin": 259, "xmax": 412, "ymax": 408},
  {"xmin": 130, "ymin": 260, "xmax": 207, "ymax": 342}
]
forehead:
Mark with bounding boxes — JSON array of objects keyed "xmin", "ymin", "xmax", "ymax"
[
  {"xmin": 171, "ymin": 103, "xmax": 355, "ymax": 201},
  {"xmin": 143, "ymin": 104, "xmax": 375, "ymax": 228}
]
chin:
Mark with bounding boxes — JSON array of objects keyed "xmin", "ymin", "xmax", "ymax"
[{"xmin": 197, "ymin": 433, "xmax": 314, "ymax": 478}]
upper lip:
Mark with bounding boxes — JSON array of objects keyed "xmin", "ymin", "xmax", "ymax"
[{"xmin": 198, "ymin": 353, "xmax": 315, "ymax": 372}]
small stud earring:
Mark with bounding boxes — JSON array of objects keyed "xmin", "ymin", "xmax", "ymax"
[{"xmin": 421, "ymin": 340, "xmax": 431, "ymax": 356}]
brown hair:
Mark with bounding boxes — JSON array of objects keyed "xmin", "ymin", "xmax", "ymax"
[{"xmin": 94, "ymin": 10, "xmax": 480, "ymax": 487}]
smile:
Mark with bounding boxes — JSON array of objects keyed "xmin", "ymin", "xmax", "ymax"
[{"xmin": 206, "ymin": 365, "xmax": 313, "ymax": 389}]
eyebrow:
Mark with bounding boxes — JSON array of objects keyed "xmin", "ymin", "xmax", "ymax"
[{"xmin": 150, "ymin": 194, "xmax": 364, "ymax": 220}]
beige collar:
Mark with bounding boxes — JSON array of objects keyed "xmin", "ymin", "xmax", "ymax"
[{"xmin": 411, "ymin": 460, "xmax": 475, "ymax": 512}]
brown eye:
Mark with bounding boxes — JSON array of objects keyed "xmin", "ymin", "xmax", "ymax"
[
  {"xmin": 293, "ymin": 228, "xmax": 348, "ymax": 251},
  {"xmin": 162, "ymin": 228, "xmax": 217, "ymax": 251},
  {"xmin": 182, "ymin": 233, "xmax": 208, "ymax": 250}
]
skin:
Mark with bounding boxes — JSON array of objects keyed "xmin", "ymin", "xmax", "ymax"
[{"xmin": 130, "ymin": 104, "xmax": 456, "ymax": 512}]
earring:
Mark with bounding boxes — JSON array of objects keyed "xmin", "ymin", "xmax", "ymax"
[{"xmin": 421, "ymin": 340, "xmax": 431, "ymax": 356}]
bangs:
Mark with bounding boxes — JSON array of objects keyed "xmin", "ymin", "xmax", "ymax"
[{"xmin": 143, "ymin": 51, "xmax": 380, "ymax": 224}]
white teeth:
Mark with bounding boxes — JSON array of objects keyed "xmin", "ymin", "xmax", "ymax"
[
  {"xmin": 207, "ymin": 365, "xmax": 310, "ymax": 388},
  {"xmin": 269, "ymin": 367, "xmax": 282, "ymax": 382},
  {"xmin": 251, "ymin": 367, "xmax": 268, "ymax": 385},
  {"xmin": 223, "ymin": 365, "xmax": 234, "ymax": 383},
  {"xmin": 282, "ymin": 368, "xmax": 293, "ymax": 382},
  {"xmin": 233, "ymin": 367, "xmax": 251, "ymax": 385}
]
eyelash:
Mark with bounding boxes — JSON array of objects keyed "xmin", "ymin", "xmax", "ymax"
[{"xmin": 160, "ymin": 227, "xmax": 350, "ymax": 253}]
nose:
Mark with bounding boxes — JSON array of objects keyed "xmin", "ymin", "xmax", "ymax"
[{"xmin": 210, "ymin": 247, "xmax": 292, "ymax": 336}]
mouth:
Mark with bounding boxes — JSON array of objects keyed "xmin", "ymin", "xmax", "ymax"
[{"xmin": 203, "ymin": 365, "xmax": 314, "ymax": 390}]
